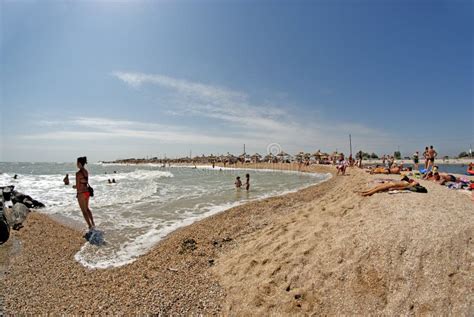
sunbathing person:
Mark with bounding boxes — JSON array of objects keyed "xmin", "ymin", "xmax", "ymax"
[
  {"xmin": 369, "ymin": 165, "xmax": 389, "ymax": 174},
  {"xmin": 423, "ymin": 171, "xmax": 436, "ymax": 180},
  {"xmin": 369, "ymin": 164, "xmax": 401, "ymax": 175},
  {"xmin": 389, "ymin": 165, "xmax": 401, "ymax": 174},
  {"xmin": 432, "ymin": 173, "xmax": 460, "ymax": 185},
  {"xmin": 469, "ymin": 162, "xmax": 473, "ymax": 171},
  {"xmin": 360, "ymin": 176, "xmax": 419, "ymax": 196}
]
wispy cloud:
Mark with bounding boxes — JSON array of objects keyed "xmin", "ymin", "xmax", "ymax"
[
  {"xmin": 113, "ymin": 71, "xmax": 299, "ymax": 134},
  {"xmin": 22, "ymin": 117, "xmax": 244, "ymax": 146},
  {"xmin": 112, "ymin": 71, "xmax": 245, "ymax": 101},
  {"xmin": 112, "ymin": 71, "xmax": 389, "ymax": 145},
  {"xmin": 18, "ymin": 72, "xmax": 392, "ymax": 157}
]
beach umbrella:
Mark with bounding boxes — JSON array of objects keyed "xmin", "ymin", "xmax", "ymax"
[
  {"xmin": 250, "ymin": 153, "xmax": 261, "ymax": 163},
  {"xmin": 264, "ymin": 153, "xmax": 274, "ymax": 162},
  {"xmin": 295, "ymin": 152, "xmax": 304, "ymax": 162},
  {"xmin": 277, "ymin": 151, "xmax": 289, "ymax": 162}
]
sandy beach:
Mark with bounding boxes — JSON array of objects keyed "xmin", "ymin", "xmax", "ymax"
[{"xmin": 2, "ymin": 163, "xmax": 473, "ymax": 315}]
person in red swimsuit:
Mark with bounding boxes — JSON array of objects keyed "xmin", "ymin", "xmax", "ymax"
[{"xmin": 73, "ymin": 156, "xmax": 95, "ymax": 229}]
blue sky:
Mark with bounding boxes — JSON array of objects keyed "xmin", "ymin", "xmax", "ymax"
[{"xmin": 1, "ymin": 0, "xmax": 472, "ymax": 162}]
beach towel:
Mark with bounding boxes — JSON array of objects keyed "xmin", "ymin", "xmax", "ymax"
[{"xmin": 388, "ymin": 190, "xmax": 412, "ymax": 195}]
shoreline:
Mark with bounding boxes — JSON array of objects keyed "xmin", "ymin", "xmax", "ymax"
[
  {"xmin": 3, "ymin": 163, "xmax": 473, "ymax": 314},
  {"xmin": 98, "ymin": 159, "xmax": 473, "ymax": 167}
]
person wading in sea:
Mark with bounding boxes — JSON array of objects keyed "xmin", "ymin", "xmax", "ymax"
[
  {"xmin": 63, "ymin": 174, "xmax": 70, "ymax": 185},
  {"xmin": 235, "ymin": 176, "xmax": 242, "ymax": 189},
  {"xmin": 73, "ymin": 156, "xmax": 95, "ymax": 229}
]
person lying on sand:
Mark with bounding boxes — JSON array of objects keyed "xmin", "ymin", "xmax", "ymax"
[
  {"xmin": 390, "ymin": 165, "xmax": 402, "ymax": 174},
  {"xmin": 369, "ymin": 164, "xmax": 401, "ymax": 175},
  {"xmin": 423, "ymin": 171, "xmax": 436, "ymax": 180},
  {"xmin": 431, "ymin": 172, "xmax": 460, "ymax": 185},
  {"xmin": 360, "ymin": 176, "xmax": 419, "ymax": 196}
]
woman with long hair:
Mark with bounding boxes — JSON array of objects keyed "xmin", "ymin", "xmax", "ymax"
[{"xmin": 74, "ymin": 156, "xmax": 95, "ymax": 229}]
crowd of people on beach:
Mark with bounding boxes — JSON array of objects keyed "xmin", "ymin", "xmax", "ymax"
[
  {"xmin": 5, "ymin": 146, "xmax": 471, "ymax": 236},
  {"xmin": 332, "ymin": 145, "xmax": 473, "ymax": 196}
]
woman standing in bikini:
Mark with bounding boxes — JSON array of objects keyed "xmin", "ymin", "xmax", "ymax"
[
  {"xmin": 74, "ymin": 156, "xmax": 95, "ymax": 229},
  {"xmin": 423, "ymin": 147, "xmax": 429, "ymax": 170}
]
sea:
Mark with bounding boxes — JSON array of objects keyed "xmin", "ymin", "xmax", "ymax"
[{"xmin": 0, "ymin": 162, "xmax": 331, "ymax": 269}]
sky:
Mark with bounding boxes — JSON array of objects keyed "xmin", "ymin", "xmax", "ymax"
[{"xmin": 1, "ymin": 0, "xmax": 472, "ymax": 162}]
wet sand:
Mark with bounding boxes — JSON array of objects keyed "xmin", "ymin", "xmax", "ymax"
[{"xmin": 3, "ymin": 163, "xmax": 473, "ymax": 315}]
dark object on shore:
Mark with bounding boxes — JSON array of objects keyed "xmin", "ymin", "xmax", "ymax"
[
  {"xmin": 1, "ymin": 186, "xmax": 45, "ymax": 209},
  {"xmin": 6, "ymin": 203, "xmax": 30, "ymax": 227},
  {"xmin": 408, "ymin": 184, "xmax": 428, "ymax": 193},
  {"xmin": 0, "ymin": 213, "xmax": 9, "ymax": 245},
  {"xmin": 0, "ymin": 186, "xmax": 45, "ymax": 243},
  {"xmin": 12, "ymin": 223, "xmax": 24, "ymax": 231},
  {"xmin": 83, "ymin": 228, "xmax": 105, "ymax": 246},
  {"xmin": 181, "ymin": 238, "xmax": 197, "ymax": 252},
  {"xmin": 84, "ymin": 231, "xmax": 92, "ymax": 240},
  {"xmin": 0, "ymin": 186, "xmax": 14, "ymax": 201},
  {"xmin": 11, "ymin": 192, "xmax": 45, "ymax": 209},
  {"xmin": 0, "ymin": 200, "xmax": 10, "ymax": 244},
  {"xmin": 0, "ymin": 196, "xmax": 10, "ymax": 244}
]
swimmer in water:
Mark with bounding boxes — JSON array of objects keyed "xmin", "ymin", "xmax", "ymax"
[{"xmin": 63, "ymin": 174, "xmax": 70, "ymax": 185}]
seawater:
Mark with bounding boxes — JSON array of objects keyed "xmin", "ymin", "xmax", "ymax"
[{"xmin": 0, "ymin": 162, "xmax": 330, "ymax": 269}]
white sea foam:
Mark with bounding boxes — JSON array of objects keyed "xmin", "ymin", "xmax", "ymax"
[
  {"xmin": 75, "ymin": 199, "xmax": 248, "ymax": 269},
  {"xmin": 1, "ymin": 163, "xmax": 330, "ymax": 269}
]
